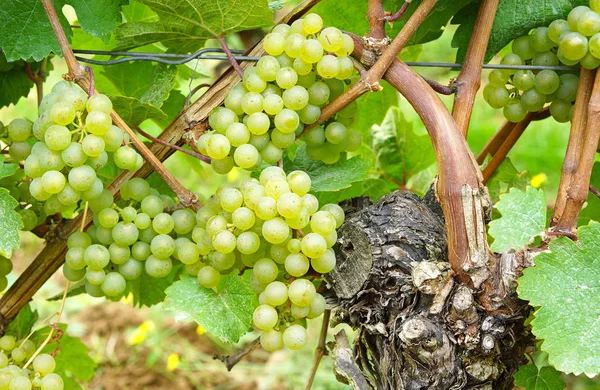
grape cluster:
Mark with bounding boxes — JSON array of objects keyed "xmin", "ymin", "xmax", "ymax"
[
  {"xmin": 0, "ymin": 120, "xmax": 45, "ymax": 232},
  {"xmin": 191, "ymin": 166, "xmax": 343, "ymax": 351},
  {"xmin": 0, "ymin": 334, "xmax": 64, "ymax": 390},
  {"xmin": 198, "ymin": 14, "xmax": 362, "ymax": 171},
  {"xmin": 484, "ymin": 3, "xmax": 600, "ymax": 123},
  {"xmin": 63, "ymin": 178, "xmax": 197, "ymax": 298},
  {"xmin": 26, "ymin": 81, "xmax": 142, "ymax": 216}
]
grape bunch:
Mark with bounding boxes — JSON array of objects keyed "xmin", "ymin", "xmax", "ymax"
[
  {"xmin": 25, "ymin": 81, "xmax": 143, "ymax": 216},
  {"xmin": 198, "ymin": 13, "xmax": 362, "ymax": 171},
  {"xmin": 0, "ymin": 334, "xmax": 64, "ymax": 390},
  {"xmin": 190, "ymin": 166, "xmax": 344, "ymax": 351},
  {"xmin": 0, "ymin": 120, "xmax": 46, "ymax": 232},
  {"xmin": 484, "ymin": 3, "xmax": 600, "ymax": 123},
  {"xmin": 63, "ymin": 178, "xmax": 197, "ymax": 298}
]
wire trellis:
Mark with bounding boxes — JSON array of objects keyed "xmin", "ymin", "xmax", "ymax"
[{"xmin": 72, "ymin": 48, "xmax": 581, "ymax": 72}]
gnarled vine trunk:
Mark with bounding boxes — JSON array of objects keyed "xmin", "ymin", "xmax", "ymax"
[{"xmin": 325, "ymin": 191, "xmax": 535, "ymax": 390}]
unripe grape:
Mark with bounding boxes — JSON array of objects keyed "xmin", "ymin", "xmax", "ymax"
[
  {"xmin": 511, "ymin": 35, "xmax": 535, "ymax": 60},
  {"xmin": 568, "ymin": 6, "xmax": 592, "ymax": 30},
  {"xmin": 318, "ymin": 27, "xmax": 343, "ymax": 51},
  {"xmin": 308, "ymin": 293, "xmax": 326, "ymax": 318},
  {"xmin": 284, "ymin": 33, "xmax": 305, "ymax": 58},
  {"xmin": 260, "ymin": 329, "xmax": 283, "ymax": 352},
  {"xmin": 85, "ymin": 111, "xmax": 111, "ymax": 135},
  {"xmin": 253, "ymin": 304, "xmax": 278, "ymax": 330},
  {"xmin": 102, "ymin": 272, "xmax": 126, "ymax": 297},
  {"xmin": 262, "ymin": 218, "xmax": 290, "ymax": 244},
  {"xmin": 264, "ymin": 33, "xmax": 286, "ymax": 56},
  {"xmin": 559, "ymin": 31, "xmax": 589, "ymax": 60},
  {"xmin": 529, "ymin": 27, "xmax": 554, "ymax": 52},
  {"xmin": 288, "ymin": 278, "xmax": 316, "ymax": 307},
  {"xmin": 145, "ymin": 255, "xmax": 173, "ymax": 278},
  {"xmin": 114, "ymin": 146, "xmax": 138, "ymax": 170},
  {"xmin": 311, "ymin": 248, "xmax": 336, "ymax": 273},
  {"xmin": 534, "ymin": 70, "xmax": 560, "ymax": 95},
  {"xmin": 532, "ymin": 51, "xmax": 559, "ymax": 67},
  {"xmin": 275, "ymin": 67, "xmax": 298, "ymax": 89},
  {"xmin": 209, "ymin": 108, "xmax": 238, "ymax": 134},
  {"xmin": 316, "ymin": 55, "xmax": 340, "ymax": 78}
]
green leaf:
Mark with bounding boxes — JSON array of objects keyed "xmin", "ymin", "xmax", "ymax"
[
  {"xmin": 488, "ymin": 187, "xmax": 546, "ymax": 252},
  {"xmin": 453, "ymin": 0, "xmax": 587, "ymax": 62},
  {"xmin": 371, "ymin": 106, "xmax": 436, "ymax": 185},
  {"xmin": 0, "ymin": 0, "xmax": 124, "ymax": 61},
  {"xmin": 117, "ymin": 0, "xmax": 274, "ymax": 52},
  {"xmin": 0, "ymin": 55, "xmax": 34, "ymax": 108},
  {"xmin": 0, "ymin": 189, "xmax": 23, "ymax": 258},
  {"xmin": 129, "ymin": 264, "xmax": 181, "ymax": 307},
  {"xmin": 486, "ymin": 158, "xmax": 531, "ymax": 203},
  {"xmin": 146, "ymin": 171, "xmax": 176, "ymax": 198},
  {"xmin": 518, "ymin": 222, "xmax": 600, "ymax": 376},
  {"xmin": 33, "ymin": 326, "xmax": 97, "ymax": 388},
  {"xmin": 5, "ymin": 304, "xmax": 38, "ymax": 340},
  {"xmin": 164, "ymin": 274, "xmax": 256, "ymax": 343},
  {"xmin": 283, "ymin": 145, "xmax": 371, "ymax": 193},
  {"xmin": 109, "ymin": 95, "xmax": 167, "ymax": 128},
  {"xmin": 0, "ymin": 156, "xmax": 20, "ymax": 180},
  {"xmin": 579, "ymin": 162, "xmax": 600, "ymax": 225},
  {"xmin": 315, "ymin": 177, "xmax": 395, "ymax": 205},
  {"xmin": 353, "ymin": 81, "xmax": 399, "ymax": 135},
  {"xmin": 514, "ymin": 364, "xmax": 566, "ymax": 390}
]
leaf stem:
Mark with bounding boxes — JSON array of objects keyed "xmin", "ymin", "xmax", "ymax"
[
  {"xmin": 451, "ymin": 0, "xmax": 500, "ymax": 137},
  {"xmin": 383, "ymin": 2, "xmax": 411, "ymax": 22},
  {"xmin": 136, "ymin": 127, "xmax": 211, "ymax": 164},
  {"xmin": 590, "ymin": 185, "xmax": 600, "ymax": 199},
  {"xmin": 84, "ymin": 66, "xmax": 95, "ymax": 96},
  {"xmin": 304, "ymin": 310, "xmax": 331, "ymax": 390},
  {"xmin": 219, "ymin": 37, "xmax": 244, "ymax": 78}
]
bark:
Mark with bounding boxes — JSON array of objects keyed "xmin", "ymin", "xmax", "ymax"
[{"xmin": 325, "ymin": 191, "xmax": 535, "ymax": 390}]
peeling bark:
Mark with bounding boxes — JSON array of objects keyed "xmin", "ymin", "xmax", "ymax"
[{"xmin": 326, "ymin": 191, "xmax": 534, "ymax": 390}]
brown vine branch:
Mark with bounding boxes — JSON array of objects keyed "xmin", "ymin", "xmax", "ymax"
[
  {"xmin": 424, "ymin": 77, "xmax": 456, "ymax": 95},
  {"xmin": 84, "ymin": 66, "xmax": 95, "ymax": 96},
  {"xmin": 552, "ymin": 68, "xmax": 596, "ymax": 226},
  {"xmin": 219, "ymin": 37, "xmax": 244, "ymax": 78},
  {"xmin": 384, "ymin": 2, "xmax": 410, "ymax": 22},
  {"xmin": 368, "ymin": 0, "xmax": 387, "ymax": 39},
  {"xmin": 590, "ymin": 185, "xmax": 600, "ymax": 199},
  {"xmin": 40, "ymin": 0, "xmax": 199, "ymax": 210},
  {"xmin": 305, "ymin": 310, "xmax": 331, "ymax": 390},
  {"xmin": 136, "ymin": 127, "xmax": 211, "ymax": 164},
  {"xmin": 213, "ymin": 337, "xmax": 260, "ymax": 370},
  {"xmin": 553, "ymin": 69, "xmax": 600, "ymax": 234},
  {"xmin": 451, "ymin": 0, "xmax": 500, "ymax": 137}
]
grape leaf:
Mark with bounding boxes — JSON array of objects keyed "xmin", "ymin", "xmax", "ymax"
[
  {"xmin": 579, "ymin": 162, "xmax": 600, "ymax": 225},
  {"xmin": 283, "ymin": 145, "xmax": 371, "ymax": 193},
  {"xmin": 518, "ymin": 222, "xmax": 600, "ymax": 376},
  {"xmin": 0, "ymin": 0, "xmax": 124, "ymax": 61},
  {"xmin": 488, "ymin": 186, "xmax": 546, "ymax": 252},
  {"xmin": 109, "ymin": 95, "xmax": 168, "ymax": 127},
  {"xmin": 0, "ymin": 61, "xmax": 34, "ymax": 109},
  {"xmin": 129, "ymin": 264, "xmax": 181, "ymax": 307},
  {"xmin": 0, "ymin": 156, "xmax": 20, "ymax": 180},
  {"xmin": 33, "ymin": 325, "xmax": 97, "ymax": 388},
  {"xmin": 165, "ymin": 274, "xmax": 256, "ymax": 343},
  {"xmin": 0, "ymin": 189, "xmax": 23, "ymax": 258},
  {"xmin": 313, "ymin": 0, "xmax": 475, "ymax": 46},
  {"xmin": 353, "ymin": 81, "xmax": 399, "ymax": 135},
  {"xmin": 514, "ymin": 364, "xmax": 566, "ymax": 390},
  {"xmin": 5, "ymin": 304, "xmax": 38, "ymax": 340},
  {"xmin": 452, "ymin": 0, "xmax": 588, "ymax": 62},
  {"xmin": 371, "ymin": 106, "xmax": 436, "ymax": 186},
  {"xmin": 485, "ymin": 157, "xmax": 531, "ymax": 203},
  {"xmin": 315, "ymin": 177, "xmax": 395, "ymax": 205},
  {"xmin": 116, "ymin": 0, "xmax": 274, "ymax": 52}
]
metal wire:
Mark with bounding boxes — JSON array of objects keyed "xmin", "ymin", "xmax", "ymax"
[{"xmin": 72, "ymin": 48, "xmax": 581, "ymax": 71}]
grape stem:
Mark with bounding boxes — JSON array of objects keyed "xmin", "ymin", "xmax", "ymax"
[
  {"xmin": 383, "ymin": 2, "xmax": 411, "ymax": 22},
  {"xmin": 24, "ymin": 59, "xmax": 47, "ymax": 108},
  {"xmin": 40, "ymin": 0, "xmax": 200, "ymax": 211},
  {"xmin": 304, "ymin": 309, "xmax": 331, "ymax": 390},
  {"xmin": 424, "ymin": 77, "xmax": 456, "ymax": 95},
  {"xmin": 84, "ymin": 66, "xmax": 95, "ymax": 96},
  {"xmin": 552, "ymin": 69, "xmax": 600, "ymax": 235},
  {"xmin": 183, "ymin": 83, "xmax": 212, "ymax": 110},
  {"xmin": 213, "ymin": 337, "xmax": 260, "ymax": 370},
  {"xmin": 552, "ymin": 68, "xmax": 597, "ymax": 227},
  {"xmin": 136, "ymin": 127, "xmax": 211, "ymax": 164},
  {"xmin": 590, "ymin": 185, "xmax": 600, "ymax": 199},
  {"xmin": 219, "ymin": 37, "xmax": 244, "ymax": 78},
  {"xmin": 451, "ymin": 0, "xmax": 500, "ymax": 138},
  {"xmin": 480, "ymin": 109, "xmax": 551, "ymax": 184}
]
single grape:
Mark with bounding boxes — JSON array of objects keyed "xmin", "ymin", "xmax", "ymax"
[
  {"xmin": 264, "ymin": 281, "xmax": 288, "ymax": 306},
  {"xmin": 568, "ymin": 6, "xmax": 592, "ymax": 30},
  {"xmin": 311, "ymin": 248, "xmax": 336, "ymax": 273},
  {"xmin": 503, "ymin": 99, "xmax": 527, "ymax": 123},
  {"xmin": 264, "ymin": 33, "xmax": 286, "ymax": 56},
  {"xmin": 548, "ymin": 19, "xmax": 571, "ymax": 43},
  {"xmin": 253, "ymin": 304, "xmax": 279, "ymax": 331},
  {"xmin": 209, "ymin": 108, "xmax": 238, "ymax": 134},
  {"xmin": 316, "ymin": 55, "xmax": 340, "ymax": 79},
  {"xmin": 85, "ymin": 111, "xmax": 111, "ymax": 136},
  {"xmin": 550, "ymin": 99, "xmax": 573, "ymax": 123},
  {"xmin": 111, "ymin": 222, "xmax": 139, "ymax": 246},
  {"xmin": 145, "ymin": 255, "xmax": 173, "ymax": 278},
  {"xmin": 85, "ymin": 268, "xmax": 106, "ymax": 285},
  {"xmin": 488, "ymin": 70, "xmax": 508, "ymax": 87},
  {"xmin": 284, "ymin": 33, "xmax": 306, "ymax": 58},
  {"xmin": 283, "ymin": 325, "xmax": 308, "ymax": 350},
  {"xmin": 253, "ymin": 258, "xmax": 279, "ymax": 284},
  {"xmin": 520, "ymin": 88, "xmax": 547, "ymax": 112},
  {"xmin": 303, "ymin": 13, "xmax": 323, "ymax": 34},
  {"xmin": 44, "ymin": 125, "xmax": 71, "ymax": 151},
  {"xmin": 282, "ymin": 85, "xmax": 309, "ymax": 110},
  {"xmin": 511, "ymin": 35, "xmax": 535, "ymax": 60},
  {"xmin": 241, "ymin": 92, "xmax": 265, "ymax": 115},
  {"xmin": 483, "ymin": 85, "xmax": 509, "ymax": 109},
  {"xmin": 101, "ymin": 272, "xmax": 126, "ymax": 297},
  {"xmin": 532, "ymin": 51, "xmax": 559, "ymax": 67},
  {"xmin": 530, "ymin": 27, "xmax": 555, "ymax": 52},
  {"xmin": 285, "ymin": 253, "xmax": 310, "ymax": 277},
  {"xmin": 262, "ymin": 218, "xmax": 290, "ymax": 244},
  {"xmin": 512, "ymin": 70, "xmax": 535, "ymax": 91},
  {"xmin": 260, "ymin": 329, "xmax": 283, "ymax": 352},
  {"xmin": 534, "ymin": 70, "xmax": 560, "ymax": 95},
  {"xmin": 559, "ymin": 31, "xmax": 589, "ymax": 60},
  {"xmin": 275, "ymin": 67, "xmax": 298, "ymax": 89},
  {"xmin": 581, "ymin": 52, "xmax": 600, "ymax": 69},
  {"xmin": 318, "ymin": 27, "xmax": 343, "ymax": 51}
]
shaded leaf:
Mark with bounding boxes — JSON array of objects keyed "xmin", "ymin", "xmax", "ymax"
[
  {"xmin": 518, "ymin": 222, "xmax": 600, "ymax": 376},
  {"xmin": 165, "ymin": 274, "xmax": 256, "ymax": 343},
  {"xmin": 5, "ymin": 304, "xmax": 38, "ymax": 340},
  {"xmin": 0, "ymin": 189, "xmax": 23, "ymax": 258},
  {"xmin": 128, "ymin": 264, "xmax": 181, "ymax": 307},
  {"xmin": 352, "ymin": 81, "xmax": 399, "ymax": 135},
  {"xmin": 514, "ymin": 364, "xmax": 566, "ymax": 390},
  {"xmin": 283, "ymin": 145, "xmax": 371, "ymax": 193},
  {"xmin": 579, "ymin": 162, "xmax": 600, "ymax": 225},
  {"xmin": 486, "ymin": 157, "xmax": 531, "ymax": 203},
  {"xmin": 0, "ymin": 60, "xmax": 34, "ymax": 109},
  {"xmin": 0, "ymin": 156, "xmax": 20, "ymax": 180},
  {"xmin": 488, "ymin": 186, "xmax": 546, "ymax": 252},
  {"xmin": 109, "ymin": 95, "xmax": 167, "ymax": 127},
  {"xmin": 315, "ymin": 177, "xmax": 396, "ymax": 205}
]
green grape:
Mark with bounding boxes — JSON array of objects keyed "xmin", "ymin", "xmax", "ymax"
[
  {"xmin": 550, "ymin": 99, "xmax": 573, "ymax": 123},
  {"xmin": 483, "ymin": 85, "xmax": 510, "ymax": 109},
  {"xmin": 219, "ymin": 187, "xmax": 243, "ymax": 212},
  {"xmin": 548, "ymin": 19, "xmax": 571, "ymax": 43},
  {"xmin": 311, "ymin": 248, "xmax": 336, "ymax": 273},
  {"xmin": 309, "ymin": 210, "xmax": 336, "ymax": 236},
  {"xmin": 568, "ymin": 6, "xmax": 592, "ymax": 30},
  {"xmin": 65, "ymin": 248, "xmax": 88, "ymax": 272},
  {"xmin": 8, "ymin": 141, "xmax": 31, "ymax": 161},
  {"xmin": 205, "ymin": 134, "xmax": 231, "ymax": 160},
  {"xmin": 275, "ymin": 67, "xmax": 298, "ymax": 89},
  {"xmin": 300, "ymin": 39, "xmax": 323, "ymax": 64},
  {"xmin": 18, "ymin": 209, "xmax": 37, "ymax": 231},
  {"xmin": 286, "ymin": 171, "xmax": 311, "ymax": 197},
  {"xmin": 131, "ymin": 241, "xmax": 151, "ymax": 261},
  {"xmin": 209, "ymin": 108, "xmax": 238, "ymax": 134},
  {"xmin": 277, "ymin": 192, "xmax": 303, "ymax": 219},
  {"xmin": 150, "ymin": 213, "xmax": 173, "ymax": 235},
  {"xmin": 85, "ymin": 268, "xmax": 106, "ymax": 285},
  {"xmin": 532, "ymin": 51, "xmax": 559, "ymax": 67},
  {"xmin": 262, "ymin": 95, "xmax": 284, "ymax": 117},
  {"xmin": 23, "ymin": 155, "xmax": 43, "ymax": 179},
  {"xmin": 262, "ymin": 218, "xmax": 290, "ymax": 244},
  {"xmin": 32, "ymin": 354, "xmax": 55, "ymax": 377},
  {"xmin": 556, "ymin": 74, "xmax": 579, "ymax": 102},
  {"xmin": 290, "ymin": 304, "xmax": 309, "ymax": 319},
  {"xmin": 7, "ymin": 119, "xmax": 32, "ymax": 142},
  {"xmin": 140, "ymin": 195, "xmax": 164, "ymax": 218},
  {"xmin": 256, "ymin": 196, "xmax": 278, "ymax": 220},
  {"xmin": 593, "ymin": 0, "xmax": 600, "ymax": 12},
  {"xmin": 86, "ymin": 151, "xmax": 108, "ymax": 170},
  {"xmin": 209, "ymin": 251, "xmax": 235, "ymax": 271},
  {"xmin": 307, "ymin": 293, "xmax": 326, "ymax": 318},
  {"xmin": 44, "ymin": 125, "xmax": 71, "ymax": 151},
  {"xmin": 211, "ymin": 230, "xmax": 237, "ymax": 254},
  {"xmin": 241, "ymin": 92, "xmax": 265, "ymax": 115},
  {"xmin": 256, "ymin": 56, "xmax": 281, "ymax": 82},
  {"xmin": 488, "ymin": 70, "xmax": 508, "ymax": 87},
  {"xmin": 520, "ymin": 88, "xmax": 546, "ymax": 112},
  {"xmin": 271, "ymin": 129, "xmax": 296, "ymax": 149},
  {"xmin": 41, "ymin": 170, "xmax": 66, "ymax": 194},
  {"xmin": 282, "ymin": 325, "xmax": 308, "ymax": 350},
  {"xmin": 336, "ymin": 56, "xmax": 354, "ymax": 80},
  {"xmin": 177, "ymin": 242, "xmax": 200, "ymax": 265},
  {"xmin": 297, "ymin": 104, "xmax": 320, "ymax": 125},
  {"xmin": 253, "ymin": 304, "xmax": 278, "ymax": 331},
  {"xmin": 86, "ymin": 93, "xmax": 112, "ymax": 114},
  {"xmin": 288, "ymin": 278, "xmax": 316, "ymax": 307},
  {"xmin": 301, "ymin": 233, "xmax": 326, "ymax": 258},
  {"xmin": 265, "ymin": 178, "xmax": 291, "ymax": 200},
  {"xmin": 247, "ymin": 112, "xmax": 270, "ymax": 135},
  {"xmin": 197, "ymin": 265, "xmax": 220, "ymax": 288},
  {"xmin": 260, "ymin": 329, "xmax": 283, "ymax": 352},
  {"xmin": 303, "ymin": 13, "xmax": 323, "ymax": 34},
  {"xmin": 68, "ymin": 232, "xmax": 92, "ymax": 249},
  {"xmin": 534, "ymin": 70, "xmax": 560, "ymax": 95},
  {"xmin": 511, "ymin": 35, "xmax": 535, "ymax": 60},
  {"xmin": 318, "ymin": 27, "xmax": 343, "ymax": 51},
  {"xmin": 211, "ymin": 156, "xmax": 234, "ymax": 174},
  {"xmin": 63, "ymin": 263, "xmax": 85, "ymax": 282},
  {"xmin": 171, "ymin": 209, "xmax": 195, "ymax": 235},
  {"xmin": 559, "ymin": 31, "xmax": 589, "ymax": 60},
  {"xmin": 98, "ymin": 208, "xmax": 119, "ymax": 228},
  {"xmin": 530, "ymin": 27, "xmax": 555, "ymax": 52},
  {"xmin": 85, "ymin": 111, "xmax": 111, "ymax": 136},
  {"xmin": 320, "ymin": 204, "xmax": 344, "ymax": 227},
  {"xmin": 324, "ymin": 122, "xmax": 347, "ymax": 144},
  {"xmin": 284, "ymin": 34, "xmax": 306, "ymax": 58},
  {"xmin": 316, "ymin": 55, "xmax": 340, "ymax": 79},
  {"xmin": 150, "ymin": 234, "xmax": 176, "ymax": 258},
  {"xmin": 503, "ymin": 99, "xmax": 527, "ymax": 123},
  {"xmin": 80, "ymin": 134, "xmax": 105, "ymax": 158},
  {"xmin": 95, "ymin": 225, "xmax": 115, "ymax": 246},
  {"xmin": 287, "ymin": 238, "xmax": 302, "ymax": 254},
  {"xmin": 293, "ymin": 57, "xmax": 313, "ymax": 76},
  {"xmin": 334, "ymin": 33, "xmax": 355, "ymax": 57},
  {"xmin": 145, "ymin": 255, "xmax": 173, "ymax": 278},
  {"xmin": 101, "ymin": 272, "xmax": 126, "ymax": 297},
  {"xmin": 282, "ymin": 86, "xmax": 309, "ymax": 110},
  {"xmin": 0, "ymin": 336, "xmax": 16, "ymax": 351},
  {"xmin": 111, "ymin": 222, "xmax": 139, "ymax": 246},
  {"xmin": 274, "ymin": 109, "xmax": 300, "ymax": 134},
  {"xmin": 8, "ymin": 377, "xmax": 32, "ymax": 390},
  {"xmin": 304, "ymin": 127, "xmax": 325, "ymax": 146},
  {"xmin": 206, "ymin": 215, "xmax": 228, "ymax": 237},
  {"xmin": 108, "ymin": 243, "xmax": 130, "ymax": 265},
  {"xmin": 582, "ymin": 51, "xmax": 600, "ymax": 68},
  {"xmin": 84, "ymin": 244, "xmax": 110, "ymax": 270},
  {"xmin": 40, "ymin": 373, "xmax": 64, "ymax": 390},
  {"xmin": 285, "ymin": 253, "xmax": 309, "ymax": 277},
  {"xmin": 577, "ymin": 10, "xmax": 600, "ymax": 36},
  {"xmin": 80, "ymin": 178, "xmax": 104, "ymax": 201},
  {"xmin": 224, "ymin": 86, "xmax": 246, "ymax": 116},
  {"xmin": 276, "ymin": 53, "xmax": 294, "ymax": 68},
  {"xmin": 264, "ymin": 281, "xmax": 288, "ymax": 306},
  {"xmin": 244, "ymin": 73, "xmax": 267, "ymax": 93},
  {"xmin": 589, "ymin": 33, "xmax": 600, "ymax": 58},
  {"xmin": 10, "ymin": 347, "xmax": 26, "ymax": 363},
  {"xmin": 264, "ymin": 33, "xmax": 286, "ymax": 56},
  {"xmin": 231, "ymin": 207, "xmax": 255, "ymax": 231},
  {"xmin": 512, "ymin": 70, "xmax": 535, "ymax": 91},
  {"xmin": 84, "ymin": 282, "xmax": 104, "ymax": 297},
  {"xmin": 224, "ymin": 124, "xmax": 249, "ymax": 149},
  {"xmin": 302, "ymin": 193, "xmax": 319, "ymax": 215},
  {"xmin": 261, "ymin": 142, "xmax": 283, "ymax": 165},
  {"xmin": 120, "ymin": 206, "xmax": 137, "ymax": 223},
  {"xmin": 557, "ymin": 51, "xmax": 581, "ymax": 67},
  {"xmin": 233, "ymin": 144, "xmax": 259, "ymax": 169},
  {"xmin": 259, "ymin": 166, "xmax": 286, "ymax": 185}
]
